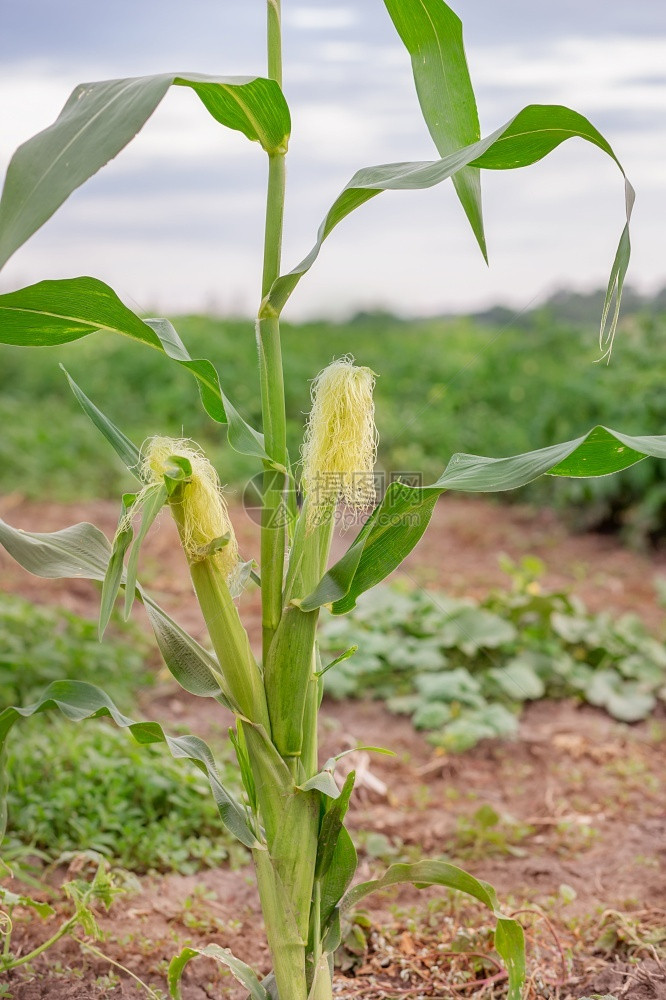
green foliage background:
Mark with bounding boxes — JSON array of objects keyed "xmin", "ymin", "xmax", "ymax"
[
  {"xmin": 3, "ymin": 721, "xmax": 245, "ymax": 874},
  {"xmin": 0, "ymin": 595, "xmax": 244, "ymax": 874},
  {"xmin": 2, "ymin": 298, "xmax": 664, "ymax": 542},
  {"xmin": 0, "ymin": 593, "xmax": 152, "ymax": 708}
]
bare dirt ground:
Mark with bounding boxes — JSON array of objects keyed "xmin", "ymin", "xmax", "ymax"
[{"xmin": 1, "ymin": 494, "xmax": 665, "ymax": 1000}]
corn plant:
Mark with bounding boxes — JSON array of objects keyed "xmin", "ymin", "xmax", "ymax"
[{"xmin": 0, "ymin": 2, "xmax": 663, "ymax": 997}]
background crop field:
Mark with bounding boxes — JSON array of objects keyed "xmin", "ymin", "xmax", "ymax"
[{"xmin": 2, "ymin": 289, "xmax": 666, "ymax": 544}]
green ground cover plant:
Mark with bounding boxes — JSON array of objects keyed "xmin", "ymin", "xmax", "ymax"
[
  {"xmin": 3, "ymin": 722, "xmax": 244, "ymax": 875},
  {"xmin": 320, "ymin": 562, "xmax": 666, "ymax": 752},
  {"xmin": 0, "ymin": 0, "xmax": 661, "ymax": 997},
  {"xmin": 0, "ymin": 594, "xmax": 152, "ymax": 708}
]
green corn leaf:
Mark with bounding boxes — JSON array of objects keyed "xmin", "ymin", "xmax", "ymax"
[
  {"xmin": 0, "ymin": 516, "xmax": 112, "ymax": 582},
  {"xmin": 123, "ymin": 485, "xmax": 167, "ymax": 620},
  {"xmin": 301, "ymin": 485, "xmax": 440, "ymax": 614},
  {"xmin": 144, "ymin": 318, "xmax": 271, "ymax": 461},
  {"xmin": 140, "ymin": 594, "xmax": 227, "ymax": 703},
  {"xmin": 267, "ymin": 104, "xmax": 632, "ymax": 353},
  {"xmin": 299, "ymin": 747, "xmax": 394, "ymax": 798},
  {"xmin": 264, "ymin": 604, "xmax": 319, "ymax": 757},
  {"xmin": 316, "ymin": 645, "xmax": 358, "ymax": 677},
  {"xmin": 0, "ymin": 680, "xmax": 259, "ymax": 849},
  {"xmin": 321, "ymin": 908, "xmax": 342, "ymax": 959},
  {"xmin": 382, "ymin": 0, "xmax": 485, "ymax": 259},
  {"xmin": 0, "ymin": 516, "xmax": 227, "ymax": 703},
  {"xmin": 302, "ymin": 425, "xmax": 666, "ymax": 614},
  {"xmin": 433, "ymin": 424, "xmax": 666, "ymax": 487},
  {"xmin": 320, "ymin": 824, "xmax": 358, "ymax": 935},
  {"xmin": 99, "ymin": 499, "xmax": 134, "ymax": 637},
  {"xmin": 61, "ymin": 366, "xmax": 141, "ymax": 477},
  {"xmin": 229, "ymin": 721, "xmax": 257, "ymax": 815},
  {"xmin": 307, "ymin": 957, "xmax": 332, "ymax": 1000},
  {"xmin": 224, "ymin": 395, "xmax": 276, "ymax": 465},
  {"xmin": 168, "ymin": 943, "xmax": 270, "ymax": 1000},
  {"xmin": 341, "ymin": 859, "xmax": 525, "ymax": 1000},
  {"xmin": 257, "ymin": 972, "xmax": 278, "ymax": 1000},
  {"xmin": 139, "ymin": 318, "xmax": 227, "ymax": 427},
  {"xmin": 0, "ymin": 277, "xmax": 225, "ymax": 422},
  {"xmin": 298, "ymin": 770, "xmax": 340, "ymax": 800},
  {"xmin": 0, "ymin": 278, "xmax": 273, "ymax": 460},
  {"xmin": 0, "ymin": 73, "xmax": 290, "ymax": 270},
  {"xmin": 315, "ymin": 771, "xmax": 355, "ymax": 880}
]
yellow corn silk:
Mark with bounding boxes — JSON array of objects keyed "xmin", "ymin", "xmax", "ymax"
[
  {"xmin": 301, "ymin": 356, "xmax": 378, "ymax": 526},
  {"xmin": 140, "ymin": 436, "xmax": 239, "ymax": 579}
]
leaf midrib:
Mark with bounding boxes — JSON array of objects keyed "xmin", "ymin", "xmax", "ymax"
[
  {"xmin": 0, "ymin": 302, "xmax": 156, "ymax": 342},
  {"xmin": 218, "ymin": 82, "xmax": 272, "ymax": 150},
  {"xmin": 418, "ymin": 0, "xmax": 457, "ymax": 149}
]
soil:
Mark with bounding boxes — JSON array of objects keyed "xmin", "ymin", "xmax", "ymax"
[{"xmin": 1, "ymin": 494, "xmax": 665, "ymax": 1000}]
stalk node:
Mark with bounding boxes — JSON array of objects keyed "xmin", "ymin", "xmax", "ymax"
[{"xmin": 258, "ymin": 297, "xmax": 280, "ymax": 320}]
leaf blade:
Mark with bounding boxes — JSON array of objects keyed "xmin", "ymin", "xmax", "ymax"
[
  {"xmin": 0, "ymin": 73, "xmax": 290, "ymax": 269},
  {"xmin": 140, "ymin": 595, "xmax": 227, "ymax": 702},
  {"xmin": 268, "ymin": 104, "xmax": 632, "ymax": 353},
  {"xmin": 315, "ymin": 771, "xmax": 355, "ymax": 880},
  {"xmin": 168, "ymin": 943, "xmax": 270, "ymax": 1000},
  {"xmin": 303, "ymin": 425, "xmax": 666, "ymax": 614},
  {"xmin": 123, "ymin": 485, "xmax": 167, "ymax": 619},
  {"xmin": 0, "ymin": 278, "xmax": 271, "ymax": 459},
  {"xmin": 99, "ymin": 506, "xmax": 134, "ymax": 638},
  {"xmin": 61, "ymin": 366, "xmax": 142, "ymax": 477},
  {"xmin": 0, "ymin": 680, "xmax": 259, "ymax": 849},
  {"xmin": 341, "ymin": 859, "xmax": 525, "ymax": 1000},
  {"xmin": 320, "ymin": 824, "xmax": 358, "ymax": 937},
  {"xmin": 0, "ymin": 516, "xmax": 112, "ymax": 582},
  {"xmin": 382, "ymin": 0, "xmax": 485, "ymax": 257}
]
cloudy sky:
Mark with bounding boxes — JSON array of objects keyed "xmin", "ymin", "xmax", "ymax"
[{"xmin": 1, "ymin": 1, "xmax": 665, "ymax": 320}]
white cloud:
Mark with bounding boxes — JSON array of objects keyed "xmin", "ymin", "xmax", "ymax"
[
  {"xmin": 284, "ymin": 7, "xmax": 358, "ymax": 31},
  {"xmin": 471, "ymin": 35, "xmax": 666, "ymax": 113},
  {"xmin": 473, "ymin": 36, "xmax": 666, "ymax": 87},
  {"xmin": 291, "ymin": 101, "xmax": 393, "ymax": 163},
  {"xmin": 0, "ymin": 66, "xmax": 268, "ymax": 184},
  {"xmin": 1, "ymin": 23, "xmax": 664, "ymax": 318},
  {"xmin": 0, "ymin": 64, "xmax": 83, "ymax": 166},
  {"xmin": 314, "ymin": 41, "xmax": 370, "ymax": 64}
]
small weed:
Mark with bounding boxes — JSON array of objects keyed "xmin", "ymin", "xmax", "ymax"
[
  {"xmin": 554, "ymin": 819, "xmax": 600, "ymax": 855},
  {"xmin": 411, "ymin": 783, "xmax": 432, "ymax": 809},
  {"xmin": 94, "ymin": 972, "xmax": 121, "ymax": 991},
  {"xmin": 336, "ymin": 911, "xmax": 373, "ymax": 973},
  {"xmin": 452, "ymin": 805, "xmax": 534, "ymax": 860},
  {"xmin": 633, "ymin": 854, "xmax": 660, "ymax": 869},
  {"xmin": 0, "ymin": 857, "xmax": 137, "ymax": 982},
  {"xmin": 178, "ymin": 887, "xmax": 225, "ymax": 933},
  {"xmin": 593, "ymin": 909, "xmax": 666, "ymax": 958}
]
